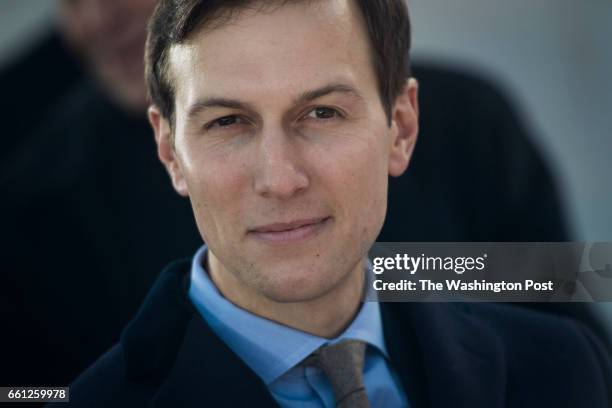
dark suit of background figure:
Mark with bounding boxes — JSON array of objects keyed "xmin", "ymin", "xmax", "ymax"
[
  {"xmin": 0, "ymin": 32, "xmax": 80, "ymax": 166},
  {"xmin": 384, "ymin": 64, "xmax": 569, "ymax": 243},
  {"xmin": 384, "ymin": 64, "xmax": 607, "ymax": 347},
  {"xmin": 1, "ymin": 32, "xmax": 606, "ymax": 389},
  {"xmin": 0, "ymin": 78, "xmax": 202, "ymax": 387},
  {"xmin": 47, "ymin": 260, "xmax": 612, "ymax": 408}
]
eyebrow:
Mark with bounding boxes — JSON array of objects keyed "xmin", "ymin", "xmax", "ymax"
[
  {"xmin": 187, "ymin": 98, "xmax": 256, "ymax": 120},
  {"xmin": 186, "ymin": 82, "xmax": 364, "ymax": 120},
  {"xmin": 294, "ymin": 83, "xmax": 365, "ymax": 105}
]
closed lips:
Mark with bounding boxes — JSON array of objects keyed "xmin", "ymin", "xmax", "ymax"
[{"xmin": 250, "ymin": 217, "xmax": 329, "ymax": 233}]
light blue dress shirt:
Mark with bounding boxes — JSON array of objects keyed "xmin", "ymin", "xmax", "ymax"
[{"xmin": 188, "ymin": 246, "xmax": 408, "ymax": 407}]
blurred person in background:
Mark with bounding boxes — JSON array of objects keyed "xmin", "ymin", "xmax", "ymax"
[
  {"xmin": 0, "ymin": 30, "xmax": 80, "ymax": 165},
  {"xmin": 0, "ymin": 0, "xmax": 607, "ymax": 390},
  {"xmin": 0, "ymin": 0, "xmax": 153, "ymax": 168},
  {"xmin": 57, "ymin": 0, "xmax": 152, "ymax": 115},
  {"xmin": 1, "ymin": 0, "xmax": 201, "ymax": 387}
]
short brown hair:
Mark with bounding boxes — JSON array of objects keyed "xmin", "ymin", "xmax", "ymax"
[{"xmin": 145, "ymin": 0, "xmax": 411, "ymax": 125}]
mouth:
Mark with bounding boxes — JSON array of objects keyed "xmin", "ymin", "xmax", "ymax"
[{"xmin": 248, "ymin": 217, "xmax": 331, "ymax": 245}]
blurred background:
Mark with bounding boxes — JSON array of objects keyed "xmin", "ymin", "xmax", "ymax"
[
  {"xmin": 405, "ymin": 0, "xmax": 612, "ymax": 326},
  {"xmin": 0, "ymin": 0, "xmax": 610, "ymax": 390},
  {"xmin": 409, "ymin": 0, "xmax": 612, "ymax": 242}
]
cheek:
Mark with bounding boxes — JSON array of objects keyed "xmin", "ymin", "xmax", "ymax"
[
  {"xmin": 350, "ymin": 140, "xmax": 389, "ymax": 222},
  {"xmin": 312, "ymin": 127, "xmax": 390, "ymax": 219},
  {"xmin": 180, "ymin": 149, "xmax": 249, "ymax": 243}
]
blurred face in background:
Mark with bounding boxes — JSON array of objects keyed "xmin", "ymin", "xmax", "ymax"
[{"xmin": 59, "ymin": 0, "xmax": 156, "ymax": 114}]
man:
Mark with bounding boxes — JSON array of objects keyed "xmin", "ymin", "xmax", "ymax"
[
  {"xmin": 48, "ymin": 0, "xmax": 610, "ymax": 406},
  {"xmin": 5, "ymin": 0, "xmax": 595, "ymax": 390}
]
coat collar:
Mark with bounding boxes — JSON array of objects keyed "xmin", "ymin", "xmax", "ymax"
[
  {"xmin": 121, "ymin": 259, "xmax": 277, "ymax": 406},
  {"xmin": 150, "ymin": 315, "xmax": 277, "ymax": 407},
  {"xmin": 381, "ymin": 302, "xmax": 506, "ymax": 408},
  {"xmin": 120, "ymin": 260, "xmax": 506, "ymax": 407}
]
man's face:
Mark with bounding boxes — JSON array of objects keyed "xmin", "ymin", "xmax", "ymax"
[
  {"xmin": 59, "ymin": 0, "xmax": 156, "ymax": 112},
  {"xmin": 152, "ymin": 0, "xmax": 418, "ymax": 303}
]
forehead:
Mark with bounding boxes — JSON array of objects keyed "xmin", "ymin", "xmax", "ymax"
[{"xmin": 167, "ymin": 0, "xmax": 377, "ymax": 111}]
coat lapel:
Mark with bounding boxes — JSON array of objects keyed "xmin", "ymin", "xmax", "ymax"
[
  {"xmin": 381, "ymin": 302, "xmax": 506, "ymax": 408},
  {"xmin": 121, "ymin": 260, "xmax": 277, "ymax": 407},
  {"xmin": 150, "ymin": 315, "xmax": 278, "ymax": 407}
]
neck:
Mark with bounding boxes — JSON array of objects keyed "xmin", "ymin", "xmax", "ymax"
[{"xmin": 207, "ymin": 253, "xmax": 366, "ymax": 339}]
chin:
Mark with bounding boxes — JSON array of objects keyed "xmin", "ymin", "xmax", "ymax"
[{"xmin": 256, "ymin": 265, "xmax": 342, "ymax": 303}]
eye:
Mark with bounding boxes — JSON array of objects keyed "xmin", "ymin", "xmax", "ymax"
[
  {"xmin": 306, "ymin": 107, "xmax": 341, "ymax": 120},
  {"xmin": 206, "ymin": 115, "xmax": 246, "ymax": 130}
]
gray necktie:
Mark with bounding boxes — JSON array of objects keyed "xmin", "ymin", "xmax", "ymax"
[{"xmin": 305, "ymin": 340, "xmax": 371, "ymax": 408}]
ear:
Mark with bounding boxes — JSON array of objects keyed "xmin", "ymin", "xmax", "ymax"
[
  {"xmin": 148, "ymin": 105, "xmax": 189, "ymax": 197},
  {"xmin": 388, "ymin": 78, "xmax": 419, "ymax": 177}
]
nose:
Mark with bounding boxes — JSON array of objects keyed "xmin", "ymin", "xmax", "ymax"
[{"xmin": 253, "ymin": 129, "xmax": 309, "ymax": 200}]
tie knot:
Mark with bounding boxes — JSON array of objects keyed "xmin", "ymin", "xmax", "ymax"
[{"xmin": 304, "ymin": 340, "xmax": 370, "ymax": 407}]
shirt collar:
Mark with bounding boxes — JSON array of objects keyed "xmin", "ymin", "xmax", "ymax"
[{"xmin": 188, "ymin": 245, "xmax": 388, "ymax": 385}]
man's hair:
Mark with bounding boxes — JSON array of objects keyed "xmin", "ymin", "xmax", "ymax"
[{"xmin": 145, "ymin": 0, "xmax": 411, "ymax": 126}]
